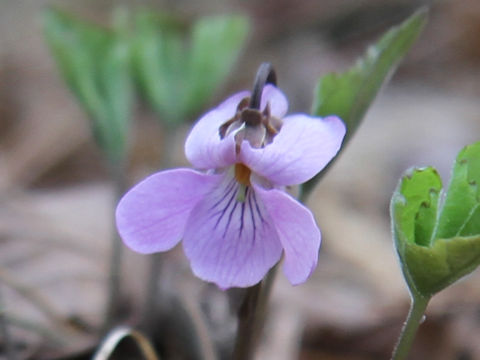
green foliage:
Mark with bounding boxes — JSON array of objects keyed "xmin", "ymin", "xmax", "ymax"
[
  {"xmin": 301, "ymin": 8, "xmax": 428, "ymax": 199},
  {"xmin": 435, "ymin": 144, "xmax": 480, "ymax": 238},
  {"xmin": 392, "ymin": 142, "xmax": 480, "ymax": 298},
  {"xmin": 133, "ymin": 12, "xmax": 248, "ymax": 125},
  {"xmin": 43, "ymin": 8, "xmax": 132, "ymax": 164}
]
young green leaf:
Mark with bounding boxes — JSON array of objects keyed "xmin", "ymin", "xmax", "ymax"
[
  {"xmin": 435, "ymin": 142, "xmax": 480, "ymax": 239},
  {"xmin": 133, "ymin": 11, "xmax": 187, "ymax": 123},
  {"xmin": 185, "ymin": 16, "xmax": 249, "ymax": 114},
  {"xmin": 401, "ymin": 235, "xmax": 480, "ymax": 297},
  {"xmin": 43, "ymin": 8, "xmax": 132, "ymax": 163},
  {"xmin": 133, "ymin": 12, "xmax": 248, "ymax": 125},
  {"xmin": 392, "ymin": 167, "xmax": 442, "ymax": 248},
  {"xmin": 312, "ymin": 7, "xmax": 427, "ymax": 142},
  {"xmin": 302, "ymin": 8, "xmax": 428, "ymax": 199},
  {"xmin": 392, "ymin": 142, "xmax": 480, "ymax": 298}
]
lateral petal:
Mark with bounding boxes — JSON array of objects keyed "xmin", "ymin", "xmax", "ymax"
[{"xmin": 116, "ymin": 169, "xmax": 222, "ymax": 254}]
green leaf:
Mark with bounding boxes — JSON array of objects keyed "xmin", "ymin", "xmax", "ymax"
[
  {"xmin": 392, "ymin": 142, "xmax": 480, "ymax": 298},
  {"xmin": 435, "ymin": 142, "xmax": 480, "ymax": 238},
  {"xmin": 133, "ymin": 12, "xmax": 248, "ymax": 125},
  {"xmin": 301, "ymin": 8, "xmax": 428, "ymax": 200},
  {"xmin": 185, "ymin": 16, "xmax": 249, "ymax": 114},
  {"xmin": 133, "ymin": 11, "xmax": 187, "ymax": 123},
  {"xmin": 401, "ymin": 236, "xmax": 480, "ymax": 297},
  {"xmin": 312, "ymin": 7, "xmax": 427, "ymax": 141},
  {"xmin": 392, "ymin": 167, "xmax": 442, "ymax": 248},
  {"xmin": 43, "ymin": 8, "xmax": 132, "ymax": 163}
]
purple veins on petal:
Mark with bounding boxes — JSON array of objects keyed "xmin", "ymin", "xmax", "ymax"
[
  {"xmin": 116, "ymin": 80, "xmax": 345, "ymax": 289},
  {"xmin": 183, "ymin": 173, "xmax": 282, "ymax": 289},
  {"xmin": 254, "ymin": 182, "xmax": 321, "ymax": 285}
]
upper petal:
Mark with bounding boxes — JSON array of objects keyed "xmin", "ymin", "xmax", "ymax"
[
  {"xmin": 260, "ymin": 84, "xmax": 288, "ymax": 118},
  {"xmin": 116, "ymin": 169, "xmax": 222, "ymax": 254},
  {"xmin": 254, "ymin": 183, "xmax": 321, "ymax": 285},
  {"xmin": 183, "ymin": 173, "xmax": 282, "ymax": 288},
  {"xmin": 240, "ymin": 114, "xmax": 346, "ymax": 185},
  {"xmin": 185, "ymin": 91, "xmax": 249, "ymax": 169}
]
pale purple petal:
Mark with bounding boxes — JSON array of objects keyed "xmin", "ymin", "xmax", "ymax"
[
  {"xmin": 183, "ymin": 173, "xmax": 282, "ymax": 288},
  {"xmin": 185, "ymin": 91, "xmax": 249, "ymax": 169},
  {"xmin": 116, "ymin": 169, "xmax": 222, "ymax": 254},
  {"xmin": 254, "ymin": 183, "xmax": 321, "ymax": 285},
  {"xmin": 260, "ymin": 84, "xmax": 288, "ymax": 118},
  {"xmin": 240, "ymin": 115, "xmax": 345, "ymax": 185}
]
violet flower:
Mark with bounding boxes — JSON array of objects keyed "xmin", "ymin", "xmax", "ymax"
[{"xmin": 116, "ymin": 67, "xmax": 345, "ymax": 289}]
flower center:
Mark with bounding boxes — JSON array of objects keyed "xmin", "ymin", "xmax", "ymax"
[
  {"xmin": 219, "ymin": 97, "xmax": 283, "ymax": 152},
  {"xmin": 234, "ymin": 163, "xmax": 251, "ymax": 186},
  {"xmin": 219, "ymin": 63, "xmax": 281, "ymax": 153}
]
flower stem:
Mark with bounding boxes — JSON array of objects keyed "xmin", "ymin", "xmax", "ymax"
[
  {"xmin": 104, "ymin": 160, "xmax": 128, "ymax": 331},
  {"xmin": 142, "ymin": 126, "xmax": 177, "ymax": 331},
  {"xmin": 142, "ymin": 252, "xmax": 163, "ymax": 333},
  {"xmin": 232, "ymin": 265, "xmax": 278, "ymax": 360},
  {"xmin": 391, "ymin": 294, "xmax": 430, "ymax": 360}
]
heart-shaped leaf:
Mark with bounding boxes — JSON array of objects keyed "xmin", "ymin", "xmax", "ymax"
[{"xmin": 392, "ymin": 142, "xmax": 480, "ymax": 298}]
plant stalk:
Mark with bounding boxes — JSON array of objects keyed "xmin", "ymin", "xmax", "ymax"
[
  {"xmin": 232, "ymin": 64, "xmax": 279, "ymax": 359},
  {"xmin": 142, "ymin": 252, "xmax": 163, "ymax": 333},
  {"xmin": 104, "ymin": 159, "xmax": 128, "ymax": 331},
  {"xmin": 391, "ymin": 294, "xmax": 430, "ymax": 360},
  {"xmin": 232, "ymin": 265, "xmax": 278, "ymax": 360},
  {"xmin": 141, "ymin": 126, "xmax": 177, "ymax": 331}
]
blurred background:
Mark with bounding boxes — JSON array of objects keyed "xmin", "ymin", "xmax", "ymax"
[{"xmin": 2, "ymin": 0, "xmax": 480, "ymax": 359}]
